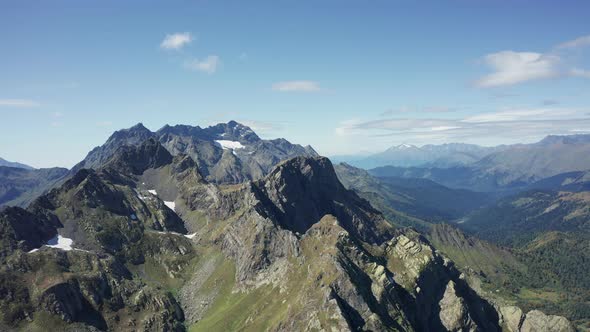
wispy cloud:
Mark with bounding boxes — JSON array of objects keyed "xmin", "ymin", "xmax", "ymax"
[
  {"xmin": 462, "ymin": 107, "xmax": 577, "ymax": 123},
  {"xmin": 556, "ymin": 34, "xmax": 590, "ymax": 49},
  {"xmin": 0, "ymin": 99, "xmax": 40, "ymax": 108},
  {"xmin": 160, "ymin": 32, "xmax": 193, "ymax": 50},
  {"xmin": 184, "ymin": 55, "xmax": 221, "ymax": 74},
  {"xmin": 475, "ymin": 51, "xmax": 561, "ymax": 87},
  {"xmin": 272, "ymin": 81, "xmax": 321, "ymax": 92},
  {"xmin": 476, "ymin": 34, "xmax": 590, "ymax": 87},
  {"xmin": 379, "ymin": 106, "xmax": 457, "ymax": 117},
  {"xmin": 336, "ymin": 107, "xmax": 590, "ymax": 146}
]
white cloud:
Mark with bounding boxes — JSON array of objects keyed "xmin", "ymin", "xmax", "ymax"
[
  {"xmin": 160, "ymin": 32, "xmax": 193, "ymax": 50},
  {"xmin": 476, "ymin": 51, "xmax": 561, "ymax": 87},
  {"xmin": 272, "ymin": 81, "xmax": 321, "ymax": 92},
  {"xmin": 476, "ymin": 34, "xmax": 590, "ymax": 88},
  {"xmin": 462, "ymin": 107, "xmax": 577, "ymax": 123},
  {"xmin": 430, "ymin": 126, "xmax": 461, "ymax": 131},
  {"xmin": 0, "ymin": 99, "xmax": 40, "ymax": 108},
  {"xmin": 184, "ymin": 55, "xmax": 221, "ymax": 74},
  {"xmin": 556, "ymin": 34, "xmax": 590, "ymax": 49},
  {"xmin": 335, "ymin": 107, "xmax": 590, "ymax": 147}
]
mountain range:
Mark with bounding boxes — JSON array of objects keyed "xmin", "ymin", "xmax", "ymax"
[
  {"xmin": 0, "ymin": 121, "xmax": 316, "ymax": 209},
  {"xmin": 0, "ymin": 121, "xmax": 583, "ymax": 331},
  {"xmin": 347, "ymin": 143, "xmax": 507, "ymax": 169},
  {"xmin": 0, "ymin": 166, "xmax": 68, "ymax": 207},
  {"xmin": 349, "ymin": 135, "xmax": 590, "ymax": 172},
  {"xmin": 366, "ymin": 134, "xmax": 590, "ymax": 193},
  {"xmin": 0, "ymin": 157, "xmax": 34, "ymax": 170}
]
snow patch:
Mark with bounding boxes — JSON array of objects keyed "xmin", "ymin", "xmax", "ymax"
[
  {"xmin": 164, "ymin": 201, "xmax": 176, "ymax": 212},
  {"xmin": 148, "ymin": 189, "xmax": 157, "ymax": 195},
  {"xmin": 154, "ymin": 230, "xmax": 196, "ymax": 239},
  {"xmin": 47, "ymin": 235, "xmax": 74, "ymax": 251},
  {"xmin": 215, "ymin": 140, "xmax": 245, "ymax": 150},
  {"xmin": 29, "ymin": 234, "xmax": 75, "ymax": 253}
]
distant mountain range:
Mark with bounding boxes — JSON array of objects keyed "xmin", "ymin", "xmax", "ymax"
[
  {"xmin": 347, "ymin": 135, "xmax": 590, "ymax": 174},
  {"xmin": 368, "ymin": 134, "xmax": 590, "ymax": 192},
  {"xmin": 0, "ymin": 166, "xmax": 68, "ymax": 207},
  {"xmin": 0, "ymin": 157, "xmax": 33, "ymax": 170},
  {"xmin": 346, "ymin": 142, "xmax": 508, "ymax": 169}
]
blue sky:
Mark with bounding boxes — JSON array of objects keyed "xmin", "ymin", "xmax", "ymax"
[{"xmin": 1, "ymin": 0, "xmax": 589, "ymax": 168}]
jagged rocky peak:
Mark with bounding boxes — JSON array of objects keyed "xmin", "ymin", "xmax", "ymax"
[
  {"xmin": 104, "ymin": 122, "xmax": 156, "ymax": 147},
  {"xmin": 157, "ymin": 120, "xmax": 259, "ymax": 143},
  {"xmin": 102, "ymin": 137, "xmax": 173, "ymax": 175},
  {"xmin": 73, "ymin": 122, "xmax": 156, "ymax": 171},
  {"xmin": 208, "ymin": 120, "xmax": 260, "ymax": 143},
  {"xmin": 66, "ymin": 121, "xmax": 319, "ymax": 185},
  {"xmin": 265, "ymin": 156, "xmax": 344, "ymax": 193},
  {"xmin": 253, "ymin": 156, "xmax": 391, "ymax": 243},
  {"xmin": 157, "ymin": 123, "xmax": 203, "ymax": 137}
]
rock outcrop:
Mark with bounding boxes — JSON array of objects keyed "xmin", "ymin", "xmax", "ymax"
[{"xmin": 520, "ymin": 310, "xmax": 575, "ymax": 332}]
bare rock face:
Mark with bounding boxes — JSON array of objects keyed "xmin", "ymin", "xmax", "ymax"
[
  {"xmin": 38, "ymin": 282, "xmax": 86, "ymax": 323},
  {"xmin": 499, "ymin": 306, "xmax": 525, "ymax": 332},
  {"xmin": 0, "ymin": 206, "xmax": 59, "ymax": 258},
  {"xmin": 497, "ymin": 305, "xmax": 575, "ymax": 332},
  {"xmin": 438, "ymin": 281, "xmax": 477, "ymax": 332},
  {"xmin": 73, "ymin": 123, "xmax": 156, "ymax": 172},
  {"xmin": 157, "ymin": 121, "xmax": 318, "ymax": 184},
  {"xmin": 102, "ymin": 137, "xmax": 173, "ymax": 175},
  {"xmin": 521, "ymin": 310, "xmax": 575, "ymax": 332},
  {"xmin": 252, "ymin": 156, "xmax": 393, "ymax": 243}
]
